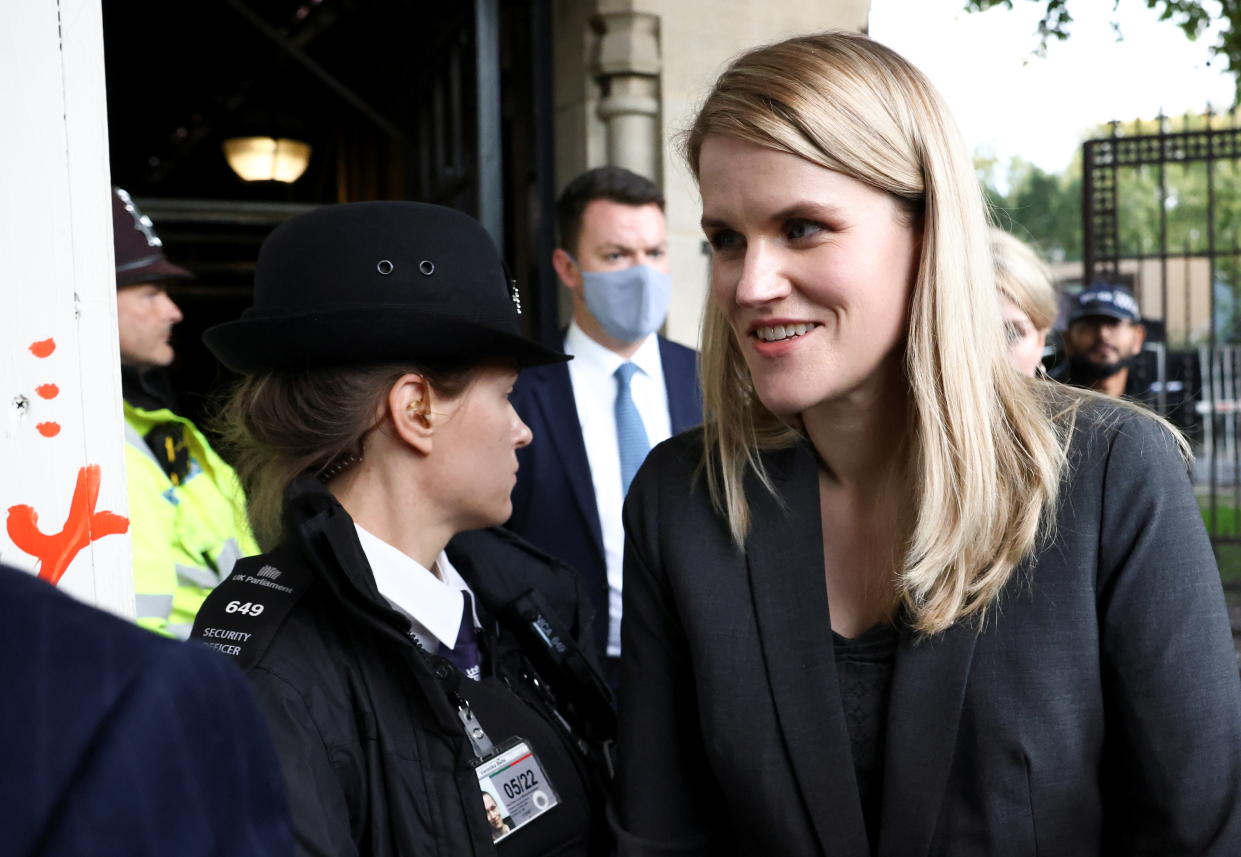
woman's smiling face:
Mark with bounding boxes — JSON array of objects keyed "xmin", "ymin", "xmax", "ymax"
[{"xmin": 698, "ymin": 135, "xmax": 922, "ymax": 417}]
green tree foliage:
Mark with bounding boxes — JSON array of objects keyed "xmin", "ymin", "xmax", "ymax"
[
  {"xmin": 964, "ymin": 0, "xmax": 1241, "ymax": 102},
  {"xmin": 979, "ymin": 155, "xmax": 1082, "ymax": 262}
]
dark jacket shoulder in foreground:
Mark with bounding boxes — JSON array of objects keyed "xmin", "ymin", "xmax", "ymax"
[
  {"xmin": 616, "ymin": 398, "xmax": 1241, "ymax": 857},
  {"xmin": 0, "ymin": 565, "xmax": 292, "ymax": 857}
]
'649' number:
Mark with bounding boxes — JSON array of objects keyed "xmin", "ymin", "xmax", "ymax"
[
  {"xmin": 502, "ymin": 770, "xmax": 538, "ymax": 800},
  {"xmin": 225, "ymin": 600, "xmax": 264, "ymax": 617}
]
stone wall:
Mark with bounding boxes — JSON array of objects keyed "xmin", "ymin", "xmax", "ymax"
[{"xmin": 551, "ymin": 0, "xmax": 871, "ymax": 346}]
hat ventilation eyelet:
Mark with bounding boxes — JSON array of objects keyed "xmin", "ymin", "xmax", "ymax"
[
  {"xmin": 419, "ymin": 260, "xmax": 435, "ymax": 276},
  {"xmin": 376, "ymin": 260, "xmax": 394, "ymax": 275}
]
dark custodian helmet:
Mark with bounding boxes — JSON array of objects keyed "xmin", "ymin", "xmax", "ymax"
[
  {"xmin": 203, "ymin": 201, "xmax": 568, "ymax": 373},
  {"xmin": 112, "ymin": 187, "xmax": 193, "ymax": 287}
]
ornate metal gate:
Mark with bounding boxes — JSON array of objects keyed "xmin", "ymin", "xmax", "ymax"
[{"xmin": 1082, "ymin": 112, "xmax": 1241, "ymax": 571}]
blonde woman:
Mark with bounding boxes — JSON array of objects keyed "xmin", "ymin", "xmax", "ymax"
[
  {"xmin": 615, "ymin": 32, "xmax": 1241, "ymax": 856},
  {"xmin": 992, "ymin": 228, "xmax": 1058, "ymax": 375}
]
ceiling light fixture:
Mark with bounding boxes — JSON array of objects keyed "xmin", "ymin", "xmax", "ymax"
[{"xmin": 222, "ymin": 136, "xmax": 312, "ymax": 183}]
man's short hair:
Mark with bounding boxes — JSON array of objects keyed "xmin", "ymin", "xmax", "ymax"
[{"xmin": 556, "ymin": 166, "xmax": 664, "ymax": 255}]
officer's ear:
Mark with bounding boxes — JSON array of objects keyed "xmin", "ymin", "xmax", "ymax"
[
  {"xmin": 1132, "ymin": 322, "xmax": 1147, "ymax": 355},
  {"xmin": 387, "ymin": 373, "xmax": 434, "ymax": 454}
]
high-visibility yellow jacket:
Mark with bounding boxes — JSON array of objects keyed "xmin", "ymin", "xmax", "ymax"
[{"xmin": 124, "ymin": 401, "xmax": 258, "ymax": 638}]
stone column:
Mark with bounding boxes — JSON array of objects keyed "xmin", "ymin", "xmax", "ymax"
[{"xmin": 592, "ymin": 11, "xmax": 662, "ymax": 183}]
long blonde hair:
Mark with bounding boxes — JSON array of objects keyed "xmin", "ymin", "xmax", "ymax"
[
  {"xmin": 686, "ymin": 32, "xmax": 1070, "ymax": 635},
  {"xmin": 992, "ymin": 228, "xmax": 1058, "ymax": 332}
]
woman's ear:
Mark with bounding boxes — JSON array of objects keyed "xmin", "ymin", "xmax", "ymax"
[{"xmin": 387, "ymin": 373, "xmax": 434, "ymax": 454}]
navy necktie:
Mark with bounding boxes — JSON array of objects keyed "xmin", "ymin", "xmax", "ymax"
[
  {"xmin": 614, "ymin": 362, "xmax": 651, "ymax": 495},
  {"xmin": 436, "ymin": 591, "xmax": 481, "ymax": 681}
]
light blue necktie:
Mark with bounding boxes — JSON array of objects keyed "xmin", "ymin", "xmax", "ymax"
[{"xmin": 614, "ymin": 362, "xmax": 651, "ymax": 495}]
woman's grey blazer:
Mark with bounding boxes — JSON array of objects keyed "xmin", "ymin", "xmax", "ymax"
[{"xmin": 615, "ymin": 400, "xmax": 1241, "ymax": 856}]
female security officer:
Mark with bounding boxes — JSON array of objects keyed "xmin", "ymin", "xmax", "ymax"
[{"xmin": 191, "ymin": 202, "xmax": 613, "ymax": 856}]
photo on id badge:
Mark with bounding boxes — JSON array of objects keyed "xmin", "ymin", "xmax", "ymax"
[{"xmin": 475, "ymin": 738, "xmax": 559, "ymax": 842}]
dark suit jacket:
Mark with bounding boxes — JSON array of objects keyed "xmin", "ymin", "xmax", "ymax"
[
  {"xmin": 0, "ymin": 565, "xmax": 292, "ymax": 857},
  {"xmin": 508, "ymin": 334, "xmax": 701, "ymax": 658},
  {"xmin": 615, "ymin": 402, "xmax": 1241, "ymax": 856}
]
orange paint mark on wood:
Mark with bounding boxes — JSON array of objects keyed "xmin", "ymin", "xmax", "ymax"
[
  {"xmin": 36, "ymin": 422, "xmax": 61, "ymax": 438},
  {"xmin": 6, "ymin": 465, "xmax": 129, "ymax": 585},
  {"xmin": 35, "ymin": 384, "xmax": 59, "ymax": 400},
  {"xmin": 29, "ymin": 338, "xmax": 56, "ymax": 358}
]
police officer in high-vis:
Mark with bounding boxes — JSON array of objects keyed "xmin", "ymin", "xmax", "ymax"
[
  {"xmin": 112, "ymin": 188, "xmax": 258, "ymax": 637},
  {"xmin": 191, "ymin": 202, "xmax": 614, "ymax": 856}
]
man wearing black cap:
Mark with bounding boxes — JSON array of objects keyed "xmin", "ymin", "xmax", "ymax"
[
  {"xmin": 112, "ymin": 188, "xmax": 257, "ymax": 638},
  {"xmin": 1053, "ymin": 281, "xmax": 1150, "ymax": 400}
]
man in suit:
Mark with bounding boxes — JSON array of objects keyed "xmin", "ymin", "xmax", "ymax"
[
  {"xmin": 0, "ymin": 564, "xmax": 291, "ymax": 856},
  {"xmin": 507, "ymin": 166, "xmax": 701, "ymax": 682}
]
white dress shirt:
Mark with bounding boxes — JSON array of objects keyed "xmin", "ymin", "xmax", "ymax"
[
  {"xmin": 355, "ymin": 524, "xmax": 481, "ymax": 675},
  {"xmin": 564, "ymin": 321, "xmax": 671, "ymax": 657}
]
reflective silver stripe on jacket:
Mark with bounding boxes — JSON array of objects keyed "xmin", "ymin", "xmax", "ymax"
[
  {"xmin": 176, "ymin": 563, "xmax": 220, "ymax": 589},
  {"xmin": 135, "ymin": 593, "xmax": 174, "ymax": 620},
  {"xmin": 166, "ymin": 623, "xmax": 194, "ymax": 641},
  {"xmin": 124, "ymin": 421, "xmax": 162, "ymax": 467},
  {"xmin": 215, "ymin": 538, "xmax": 244, "ymax": 577}
]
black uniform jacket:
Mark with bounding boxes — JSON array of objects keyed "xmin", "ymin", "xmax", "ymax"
[
  {"xmin": 192, "ymin": 475, "xmax": 611, "ymax": 857},
  {"xmin": 615, "ymin": 399, "xmax": 1241, "ymax": 856}
]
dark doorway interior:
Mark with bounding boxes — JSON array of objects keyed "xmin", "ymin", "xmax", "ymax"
[{"xmin": 103, "ymin": 0, "xmax": 556, "ymax": 427}]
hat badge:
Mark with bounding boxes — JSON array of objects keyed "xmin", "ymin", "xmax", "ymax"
[
  {"xmin": 510, "ymin": 281, "xmax": 522, "ymax": 315},
  {"xmin": 114, "ymin": 187, "xmax": 163, "ymax": 248}
]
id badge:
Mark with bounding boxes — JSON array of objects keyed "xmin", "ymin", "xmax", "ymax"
[{"xmin": 474, "ymin": 737, "xmax": 559, "ymax": 843}]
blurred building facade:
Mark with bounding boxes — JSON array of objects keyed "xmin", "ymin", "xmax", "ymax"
[
  {"xmin": 103, "ymin": 0, "xmax": 870, "ymax": 419},
  {"xmin": 552, "ymin": 0, "xmax": 870, "ymax": 344},
  {"xmin": 0, "ymin": 1, "xmax": 871, "ymax": 611}
]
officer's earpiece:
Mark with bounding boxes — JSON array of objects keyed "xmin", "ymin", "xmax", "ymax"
[{"xmin": 407, "ymin": 398, "xmax": 431, "ymax": 428}]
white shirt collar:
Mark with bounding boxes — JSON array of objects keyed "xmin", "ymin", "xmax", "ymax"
[
  {"xmin": 564, "ymin": 321, "xmax": 662, "ymax": 380},
  {"xmin": 354, "ymin": 524, "xmax": 479, "ymax": 650}
]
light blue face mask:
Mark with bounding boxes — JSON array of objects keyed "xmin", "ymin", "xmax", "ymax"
[{"xmin": 578, "ymin": 263, "xmax": 672, "ymax": 343}]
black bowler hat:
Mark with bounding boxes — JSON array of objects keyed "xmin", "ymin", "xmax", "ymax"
[{"xmin": 204, "ymin": 202, "xmax": 568, "ymax": 373}]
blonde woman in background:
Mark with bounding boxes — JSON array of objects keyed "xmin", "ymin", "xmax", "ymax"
[
  {"xmin": 614, "ymin": 31, "xmax": 1241, "ymax": 856},
  {"xmin": 992, "ymin": 228, "xmax": 1058, "ymax": 376}
]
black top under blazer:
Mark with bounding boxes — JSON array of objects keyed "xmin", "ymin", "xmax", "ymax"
[{"xmin": 615, "ymin": 400, "xmax": 1241, "ymax": 857}]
